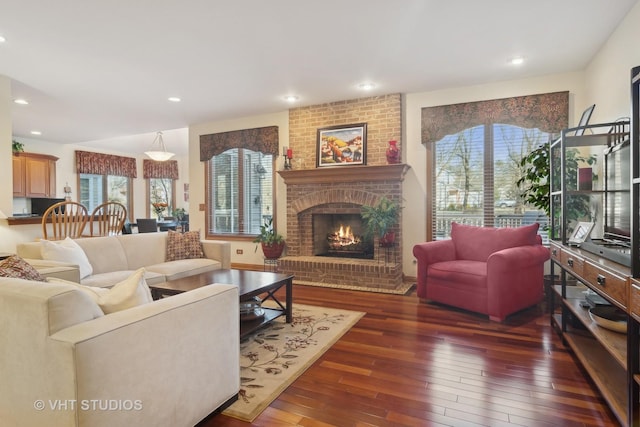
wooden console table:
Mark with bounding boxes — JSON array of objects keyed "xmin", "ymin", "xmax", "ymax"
[{"xmin": 549, "ymin": 241, "xmax": 635, "ymax": 426}]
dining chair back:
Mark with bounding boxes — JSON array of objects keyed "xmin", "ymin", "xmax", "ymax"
[
  {"xmin": 90, "ymin": 202, "xmax": 127, "ymax": 236},
  {"xmin": 136, "ymin": 218, "xmax": 158, "ymax": 233},
  {"xmin": 42, "ymin": 201, "xmax": 89, "ymax": 241}
]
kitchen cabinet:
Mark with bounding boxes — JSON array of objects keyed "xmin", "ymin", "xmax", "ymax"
[{"xmin": 12, "ymin": 152, "xmax": 58, "ymax": 198}]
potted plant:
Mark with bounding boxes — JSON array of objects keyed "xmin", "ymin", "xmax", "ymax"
[
  {"xmin": 517, "ymin": 140, "xmax": 596, "ymax": 233},
  {"xmin": 12, "ymin": 140, "xmax": 24, "ymax": 153},
  {"xmin": 361, "ymin": 196, "xmax": 401, "ymax": 247},
  {"xmin": 172, "ymin": 207, "xmax": 186, "ymax": 221},
  {"xmin": 253, "ymin": 217, "xmax": 285, "ymax": 259}
]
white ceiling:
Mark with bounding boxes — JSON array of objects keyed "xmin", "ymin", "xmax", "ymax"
[{"xmin": 1, "ymin": 0, "xmax": 638, "ymax": 155}]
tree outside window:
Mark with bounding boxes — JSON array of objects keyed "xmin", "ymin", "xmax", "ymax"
[{"xmin": 149, "ymin": 178, "xmax": 174, "ymax": 220}]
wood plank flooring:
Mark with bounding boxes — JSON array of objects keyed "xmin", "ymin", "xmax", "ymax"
[{"xmin": 202, "ymin": 285, "xmax": 619, "ymax": 426}]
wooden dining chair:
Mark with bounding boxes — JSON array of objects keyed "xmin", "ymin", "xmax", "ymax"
[
  {"xmin": 90, "ymin": 201, "xmax": 127, "ymax": 236},
  {"xmin": 41, "ymin": 201, "xmax": 89, "ymax": 241}
]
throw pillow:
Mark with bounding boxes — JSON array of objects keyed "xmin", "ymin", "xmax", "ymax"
[
  {"xmin": 47, "ymin": 268, "xmax": 153, "ymax": 314},
  {"xmin": 97, "ymin": 268, "xmax": 153, "ymax": 314},
  {"xmin": 166, "ymin": 230, "xmax": 204, "ymax": 261},
  {"xmin": 41, "ymin": 237, "xmax": 94, "ymax": 280},
  {"xmin": 0, "ymin": 255, "xmax": 47, "ymax": 282}
]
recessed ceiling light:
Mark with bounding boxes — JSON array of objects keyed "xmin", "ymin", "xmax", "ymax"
[
  {"xmin": 0, "ymin": 36, "xmax": 6, "ymax": 43},
  {"xmin": 30, "ymin": 131, "xmax": 42, "ymax": 135},
  {"xmin": 168, "ymin": 97, "xmax": 181, "ymax": 102},
  {"xmin": 358, "ymin": 82, "xmax": 376, "ymax": 90},
  {"xmin": 510, "ymin": 56, "xmax": 525, "ymax": 65},
  {"xmin": 284, "ymin": 95, "xmax": 299, "ymax": 103},
  {"xmin": 14, "ymin": 99, "xmax": 29, "ymax": 105}
]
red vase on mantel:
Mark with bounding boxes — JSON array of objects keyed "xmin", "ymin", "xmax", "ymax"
[{"xmin": 386, "ymin": 140, "xmax": 400, "ymax": 164}]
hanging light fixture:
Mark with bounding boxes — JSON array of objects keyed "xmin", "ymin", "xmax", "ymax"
[{"xmin": 145, "ymin": 131, "xmax": 175, "ymax": 161}]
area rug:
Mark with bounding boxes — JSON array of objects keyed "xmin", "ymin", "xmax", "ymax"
[
  {"xmin": 294, "ymin": 279, "xmax": 415, "ymax": 295},
  {"xmin": 222, "ymin": 303, "xmax": 365, "ymax": 422}
]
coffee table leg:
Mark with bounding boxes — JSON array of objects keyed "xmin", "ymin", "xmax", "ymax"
[{"xmin": 286, "ymin": 277, "xmax": 293, "ymax": 323}]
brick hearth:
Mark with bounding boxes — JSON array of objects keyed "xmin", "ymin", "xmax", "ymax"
[{"xmin": 278, "ymin": 164, "xmax": 408, "ymax": 291}]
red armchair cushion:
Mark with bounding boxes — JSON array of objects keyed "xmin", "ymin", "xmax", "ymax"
[
  {"xmin": 428, "ymin": 260, "xmax": 487, "ymax": 290},
  {"xmin": 451, "ymin": 222, "xmax": 540, "ymax": 262}
]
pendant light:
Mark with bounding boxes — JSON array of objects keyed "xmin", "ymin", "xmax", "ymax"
[{"xmin": 145, "ymin": 131, "xmax": 175, "ymax": 161}]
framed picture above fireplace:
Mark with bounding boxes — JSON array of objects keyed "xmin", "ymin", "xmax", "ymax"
[{"xmin": 316, "ymin": 123, "xmax": 367, "ymax": 167}]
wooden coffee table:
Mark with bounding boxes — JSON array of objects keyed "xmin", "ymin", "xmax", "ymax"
[{"xmin": 148, "ymin": 269, "xmax": 293, "ymax": 338}]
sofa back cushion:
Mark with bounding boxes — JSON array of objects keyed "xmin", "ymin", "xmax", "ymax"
[
  {"xmin": 74, "ymin": 236, "xmax": 129, "ymax": 275},
  {"xmin": 117, "ymin": 233, "xmax": 168, "ymax": 270},
  {"xmin": 451, "ymin": 222, "xmax": 540, "ymax": 262}
]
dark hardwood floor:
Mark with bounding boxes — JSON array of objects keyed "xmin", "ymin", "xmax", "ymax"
[{"xmin": 204, "ymin": 284, "xmax": 619, "ymax": 427}]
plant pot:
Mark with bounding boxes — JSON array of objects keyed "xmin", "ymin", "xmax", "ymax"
[
  {"xmin": 379, "ymin": 232, "xmax": 396, "ymax": 247},
  {"xmin": 262, "ymin": 242, "xmax": 285, "ymax": 259}
]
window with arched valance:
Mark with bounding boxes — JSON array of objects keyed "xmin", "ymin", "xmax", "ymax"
[
  {"xmin": 199, "ymin": 126, "xmax": 279, "ymax": 160},
  {"xmin": 199, "ymin": 126, "xmax": 279, "ymax": 239},
  {"xmin": 421, "ymin": 91, "xmax": 569, "ymax": 241}
]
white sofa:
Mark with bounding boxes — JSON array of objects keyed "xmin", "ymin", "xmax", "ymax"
[
  {"xmin": 16, "ymin": 232, "xmax": 231, "ymax": 287},
  {"xmin": 0, "ymin": 277, "xmax": 240, "ymax": 427}
]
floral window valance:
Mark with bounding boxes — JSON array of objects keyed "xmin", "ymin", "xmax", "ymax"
[
  {"xmin": 421, "ymin": 91, "xmax": 569, "ymax": 144},
  {"xmin": 143, "ymin": 159, "xmax": 179, "ymax": 179},
  {"xmin": 199, "ymin": 125, "xmax": 279, "ymax": 161},
  {"xmin": 75, "ymin": 150, "xmax": 137, "ymax": 178}
]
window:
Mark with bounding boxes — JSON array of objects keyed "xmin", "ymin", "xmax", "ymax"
[
  {"xmin": 79, "ymin": 174, "xmax": 131, "ymax": 215},
  {"xmin": 433, "ymin": 124, "xmax": 551, "ymax": 238},
  {"xmin": 149, "ymin": 178, "xmax": 175, "ymax": 219},
  {"xmin": 422, "ymin": 92, "xmax": 569, "ymax": 240},
  {"xmin": 207, "ymin": 148, "xmax": 274, "ymax": 237},
  {"xmin": 75, "ymin": 150, "xmax": 137, "ymax": 219}
]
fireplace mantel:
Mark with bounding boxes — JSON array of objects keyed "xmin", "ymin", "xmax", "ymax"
[{"xmin": 278, "ymin": 164, "xmax": 409, "ymax": 185}]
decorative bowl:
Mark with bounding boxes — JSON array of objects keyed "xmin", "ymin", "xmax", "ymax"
[{"xmin": 588, "ymin": 306, "xmax": 627, "ymax": 333}]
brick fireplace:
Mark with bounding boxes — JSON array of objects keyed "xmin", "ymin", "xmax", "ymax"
[{"xmin": 278, "ymin": 164, "xmax": 408, "ymax": 291}]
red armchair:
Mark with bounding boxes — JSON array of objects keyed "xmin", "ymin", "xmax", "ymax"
[{"xmin": 413, "ymin": 222, "xmax": 550, "ymax": 321}]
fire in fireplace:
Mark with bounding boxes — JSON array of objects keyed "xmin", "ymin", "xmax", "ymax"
[{"xmin": 313, "ymin": 213, "xmax": 373, "ymax": 259}]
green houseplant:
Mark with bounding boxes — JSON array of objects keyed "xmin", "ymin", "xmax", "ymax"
[
  {"xmin": 517, "ymin": 140, "xmax": 596, "ymax": 237},
  {"xmin": 253, "ymin": 217, "xmax": 285, "ymax": 259},
  {"xmin": 12, "ymin": 140, "xmax": 24, "ymax": 153},
  {"xmin": 361, "ymin": 196, "xmax": 400, "ymax": 246}
]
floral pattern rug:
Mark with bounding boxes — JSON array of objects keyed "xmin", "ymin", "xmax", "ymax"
[{"xmin": 222, "ymin": 303, "xmax": 365, "ymax": 422}]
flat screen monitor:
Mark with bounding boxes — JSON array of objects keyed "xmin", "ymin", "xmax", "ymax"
[{"xmin": 31, "ymin": 198, "xmax": 65, "ymax": 216}]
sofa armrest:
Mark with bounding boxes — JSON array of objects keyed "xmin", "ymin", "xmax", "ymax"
[
  {"xmin": 412, "ymin": 240, "xmax": 456, "ymax": 266},
  {"xmin": 486, "ymin": 245, "xmax": 550, "ymax": 320},
  {"xmin": 23, "ymin": 259, "xmax": 81, "ymax": 282},
  {"xmin": 412, "ymin": 240, "xmax": 456, "ymax": 298},
  {"xmin": 50, "ymin": 284, "xmax": 239, "ymax": 426},
  {"xmin": 487, "ymin": 244, "xmax": 550, "ymax": 274},
  {"xmin": 201, "ymin": 239, "xmax": 231, "ymax": 269}
]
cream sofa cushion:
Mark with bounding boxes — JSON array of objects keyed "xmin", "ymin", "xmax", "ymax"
[
  {"xmin": 49, "ymin": 268, "xmax": 153, "ymax": 314},
  {"xmin": 97, "ymin": 268, "xmax": 153, "ymax": 314},
  {"xmin": 81, "ymin": 269, "xmax": 165, "ymax": 288},
  {"xmin": 41, "ymin": 237, "xmax": 93, "ymax": 279},
  {"xmin": 74, "ymin": 235, "xmax": 129, "ymax": 274}
]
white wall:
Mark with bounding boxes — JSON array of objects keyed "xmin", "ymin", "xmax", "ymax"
[
  {"xmin": 0, "ymin": 76, "xmax": 14, "ymax": 252},
  {"xmin": 585, "ymin": 0, "xmax": 640, "ymax": 123},
  {"xmin": 189, "ymin": 111, "xmax": 289, "ymax": 266}
]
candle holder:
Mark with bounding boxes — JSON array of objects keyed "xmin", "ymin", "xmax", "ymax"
[{"xmin": 283, "ymin": 146, "xmax": 293, "ymax": 170}]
